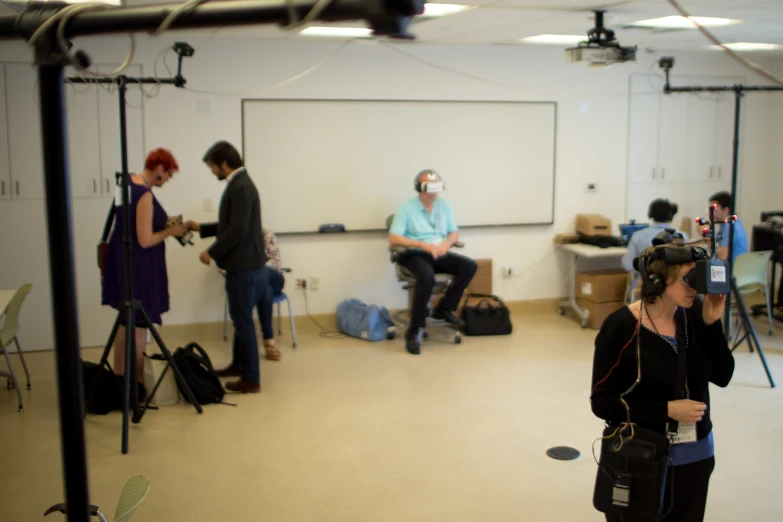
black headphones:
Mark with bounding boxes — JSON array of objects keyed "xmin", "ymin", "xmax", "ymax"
[
  {"xmin": 414, "ymin": 169, "xmax": 444, "ymax": 193},
  {"xmin": 633, "ymin": 229, "xmax": 709, "ymax": 298}
]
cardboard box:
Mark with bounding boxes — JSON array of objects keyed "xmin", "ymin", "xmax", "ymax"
[
  {"xmin": 576, "ymin": 214, "xmax": 612, "ymax": 237},
  {"xmin": 576, "ymin": 270, "xmax": 628, "ymax": 304},
  {"xmin": 577, "ymin": 298, "xmax": 624, "ymax": 330}
]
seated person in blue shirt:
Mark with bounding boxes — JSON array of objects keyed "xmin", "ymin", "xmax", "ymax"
[
  {"xmin": 389, "ymin": 170, "xmax": 477, "ymax": 355},
  {"xmin": 708, "ymin": 191, "xmax": 748, "ymax": 263},
  {"xmin": 622, "ymin": 198, "xmax": 689, "ymax": 273}
]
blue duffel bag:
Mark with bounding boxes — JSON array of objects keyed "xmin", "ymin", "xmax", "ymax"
[{"xmin": 336, "ymin": 298, "xmax": 395, "ymax": 342}]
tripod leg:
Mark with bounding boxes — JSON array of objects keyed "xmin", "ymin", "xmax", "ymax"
[
  {"xmin": 733, "ymin": 279, "xmax": 776, "ymax": 388},
  {"xmin": 140, "ymin": 362, "xmax": 171, "ymax": 415},
  {"xmin": 121, "ymin": 305, "xmax": 134, "ymax": 454},
  {"xmin": 138, "ymin": 307, "xmax": 203, "ymax": 414}
]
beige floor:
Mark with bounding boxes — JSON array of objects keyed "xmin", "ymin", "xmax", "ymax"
[{"xmin": 1, "ymin": 311, "xmax": 782, "ymax": 522}]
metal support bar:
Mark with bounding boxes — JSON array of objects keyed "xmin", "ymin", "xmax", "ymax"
[{"xmin": 0, "ymin": 0, "xmax": 423, "ymax": 40}]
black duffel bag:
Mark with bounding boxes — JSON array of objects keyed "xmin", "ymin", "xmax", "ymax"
[{"xmin": 460, "ymin": 294, "xmax": 512, "ymax": 336}]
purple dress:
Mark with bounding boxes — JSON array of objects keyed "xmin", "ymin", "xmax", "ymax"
[{"xmin": 101, "ymin": 182, "xmax": 170, "ymax": 325}]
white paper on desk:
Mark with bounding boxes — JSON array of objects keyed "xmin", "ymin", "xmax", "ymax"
[{"xmin": 581, "ymin": 282, "xmax": 593, "ymax": 295}]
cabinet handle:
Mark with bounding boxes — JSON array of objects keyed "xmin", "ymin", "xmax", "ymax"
[
  {"xmin": 1, "ymin": 180, "xmax": 4, "ymax": 196},
  {"xmin": 709, "ymin": 167, "xmax": 713, "ymax": 178},
  {"xmin": 652, "ymin": 167, "xmax": 656, "ymax": 179},
  {"xmin": 93, "ymin": 179, "xmax": 97, "ymax": 193},
  {"xmin": 106, "ymin": 179, "xmax": 110, "ymax": 194},
  {"xmin": 15, "ymin": 181, "xmax": 19, "ymax": 196},
  {"xmin": 661, "ymin": 168, "xmax": 665, "ymax": 179},
  {"xmin": 718, "ymin": 167, "xmax": 722, "ymax": 178}
]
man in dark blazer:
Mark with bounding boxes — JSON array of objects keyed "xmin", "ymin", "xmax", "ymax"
[{"xmin": 187, "ymin": 141, "xmax": 268, "ymax": 393}]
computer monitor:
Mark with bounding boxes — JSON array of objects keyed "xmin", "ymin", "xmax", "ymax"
[{"xmin": 618, "ymin": 223, "xmax": 649, "ymax": 244}]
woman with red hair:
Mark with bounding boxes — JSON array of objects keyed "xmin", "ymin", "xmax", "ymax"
[{"xmin": 102, "ymin": 148, "xmax": 188, "ymax": 383}]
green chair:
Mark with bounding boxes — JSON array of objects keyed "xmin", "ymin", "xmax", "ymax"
[
  {"xmin": 44, "ymin": 475, "xmax": 150, "ymax": 522},
  {"xmin": 1, "ymin": 283, "xmax": 32, "ymax": 412},
  {"xmin": 733, "ymin": 250, "xmax": 775, "ymax": 336}
]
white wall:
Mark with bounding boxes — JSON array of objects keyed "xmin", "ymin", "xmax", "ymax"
[{"xmin": 0, "ymin": 35, "xmax": 774, "ymax": 349}]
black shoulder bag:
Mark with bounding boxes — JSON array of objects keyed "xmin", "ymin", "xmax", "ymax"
[
  {"xmin": 460, "ymin": 294, "xmax": 512, "ymax": 336},
  {"xmin": 593, "ymin": 315, "xmax": 688, "ymax": 521}
]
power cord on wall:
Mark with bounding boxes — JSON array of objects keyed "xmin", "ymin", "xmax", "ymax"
[{"xmin": 300, "ymin": 282, "xmax": 346, "ymax": 339}]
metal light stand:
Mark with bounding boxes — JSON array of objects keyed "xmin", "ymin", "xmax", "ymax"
[
  {"xmin": 660, "ymin": 56, "xmax": 783, "ymax": 339},
  {"xmin": 75, "ymin": 42, "xmax": 202, "ymax": 456},
  {"xmin": 0, "ymin": 1, "xmax": 423, "ymax": 520},
  {"xmin": 698, "ymin": 208, "xmax": 775, "ymax": 388}
]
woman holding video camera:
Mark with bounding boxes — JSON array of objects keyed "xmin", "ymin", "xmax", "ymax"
[
  {"xmin": 590, "ymin": 235, "xmax": 735, "ymax": 522},
  {"xmin": 101, "ymin": 148, "xmax": 189, "ymax": 383}
]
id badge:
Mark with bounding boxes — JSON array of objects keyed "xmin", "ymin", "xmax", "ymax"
[{"xmin": 670, "ymin": 422, "xmax": 697, "ymax": 445}]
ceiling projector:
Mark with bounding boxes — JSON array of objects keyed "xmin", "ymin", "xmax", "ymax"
[{"xmin": 565, "ymin": 10, "xmax": 637, "ymax": 66}]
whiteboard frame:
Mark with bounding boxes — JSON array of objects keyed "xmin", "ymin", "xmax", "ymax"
[{"xmin": 241, "ymin": 98, "xmax": 558, "ymax": 235}]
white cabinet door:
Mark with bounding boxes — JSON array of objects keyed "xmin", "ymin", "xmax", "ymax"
[
  {"xmin": 0, "ymin": 201, "xmax": 54, "ymax": 351},
  {"xmin": 626, "ymin": 181, "xmax": 686, "ymax": 224},
  {"xmin": 686, "ymin": 94, "xmax": 718, "ymax": 182},
  {"xmin": 713, "ymin": 94, "xmax": 735, "ymax": 184},
  {"xmin": 0, "ymin": 65, "xmax": 10, "ymax": 201},
  {"xmin": 627, "ymin": 91, "xmax": 660, "ymax": 183},
  {"xmin": 657, "ymin": 93, "xmax": 688, "ymax": 183},
  {"xmin": 97, "ymin": 64, "xmax": 144, "ymax": 196},
  {"xmin": 65, "ymin": 75, "xmax": 102, "ymax": 199},
  {"xmin": 5, "ymin": 63, "xmax": 44, "ymax": 200}
]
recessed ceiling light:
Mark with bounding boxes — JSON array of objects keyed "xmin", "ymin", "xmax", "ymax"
[
  {"xmin": 300, "ymin": 27, "xmax": 373, "ymax": 38},
  {"xmin": 421, "ymin": 3, "xmax": 471, "ymax": 17},
  {"xmin": 520, "ymin": 34, "xmax": 586, "ymax": 45},
  {"xmin": 628, "ymin": 16, "xmax": 741, "ymax": 29},
  {"xmin": 711, "ymin": 42, "xmax": 782, "ymax": 51}
]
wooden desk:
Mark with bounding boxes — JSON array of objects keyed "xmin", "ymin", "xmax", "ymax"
[{"xmin": 557, "ymin": 243, "xmax": 627, "ymax": 328}]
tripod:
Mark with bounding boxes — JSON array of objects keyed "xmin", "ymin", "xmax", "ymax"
[
  {"xmin": 729, "ymin": 276, "xmax": 776, "ymax": 388},
  {"xmin": 78, "ymin": 45, "xmax": 203, "ymax": 454}
]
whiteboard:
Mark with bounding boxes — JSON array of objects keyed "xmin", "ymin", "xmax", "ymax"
[{"xmin": 242, "ymin": 99, "xmax": 556, "ymax": 234}]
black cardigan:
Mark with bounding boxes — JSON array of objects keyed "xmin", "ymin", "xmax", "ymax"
[{"xmin": 590, "ymin": 299, "xmax": 735, "ymax": 440}]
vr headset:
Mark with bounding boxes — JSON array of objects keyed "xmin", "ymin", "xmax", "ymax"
[
  {"xmin": 414, "ymin": 169, "xmax": 445, "ymax": 193},
  {"xmin": 633, "ymin": 206, "xmax": 734, "ymax": 296}
]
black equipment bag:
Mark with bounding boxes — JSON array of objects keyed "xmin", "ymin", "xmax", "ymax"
[
  {"xmin": 81, "ymin": 360, "xmax": 145, "ymax": 415},
  {"xmin": 579, "ymin": 232, "xmax": 626, "ymax": 248},
  {"xmin": 172, "ymin": 342, "xmax": 226, "ymax": 405},
  {"xmin": 593, "ymin": 425, "xmax": 671, "ymax": 521},
  {"xmin": 460, "ymin": 294, "xmax": 512, "ymax": 336}
]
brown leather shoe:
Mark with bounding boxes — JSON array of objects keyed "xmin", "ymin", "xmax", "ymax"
[
  {"xmin": 225, "ymin": 380, "xmax": 260, "ymax": 393},
  {"xmin": 215, "ymin": 366, "xmax": 242, "ymax": 378}
]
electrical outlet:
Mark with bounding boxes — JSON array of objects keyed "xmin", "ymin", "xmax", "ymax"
[
  {"xmin": 502, "ymin": 266, "xmax": 512, "ymax": 277},
  {"xmin": 310, "ymin": 277, "xmax": 319, "ymax": 291},
  {"xmin": 296, "ymin": 278, "xmax": 307, "ymax": 288}
]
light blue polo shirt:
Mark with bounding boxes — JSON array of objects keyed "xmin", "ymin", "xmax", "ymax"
[
  {"xmin": 718, "ymin": 217, "xmax": 749, "ymax": 263},
  {"xmin": 389, "ymin": 197, "xmax": 458, "ymax": 244}
]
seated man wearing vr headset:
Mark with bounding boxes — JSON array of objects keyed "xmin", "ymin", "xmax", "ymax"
[{"xmin": 389, "ymin": 170, "xmax": 477, "ymax": 354}]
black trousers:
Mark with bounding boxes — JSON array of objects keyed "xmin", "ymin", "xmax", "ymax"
[
  {"xmin": 398, "ymin": 251, "xmax": 477, "ymax": 332},
  {"xmin": 605, "ymin": 456, "xmax": 715, "ymax": 522}
]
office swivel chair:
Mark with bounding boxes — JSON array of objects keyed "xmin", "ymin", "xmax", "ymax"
[{"xmin": 385, "ymin": 215, "xmax": 462, "ymax": 345}]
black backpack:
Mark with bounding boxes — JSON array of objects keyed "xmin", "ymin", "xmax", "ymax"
[{"xmin": 172, "ymin": 343, "xmax": 227, "ymax": 405}]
